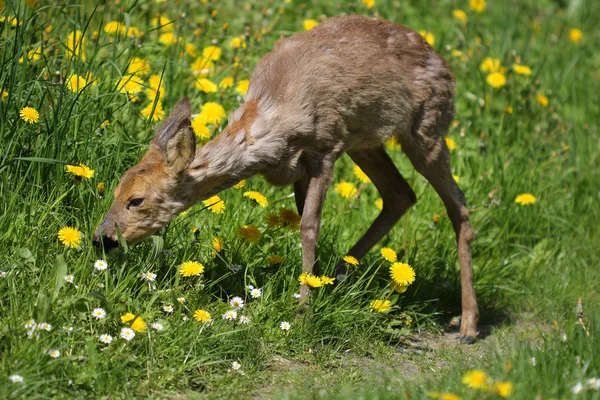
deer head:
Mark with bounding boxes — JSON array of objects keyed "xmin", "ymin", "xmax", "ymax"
[{"xmin": 93, "ymin": 97, "xmax": 196, "ymax": 251}]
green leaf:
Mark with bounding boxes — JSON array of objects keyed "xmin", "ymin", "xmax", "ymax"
[
  {"xmin": 115, "ymin": 224, "xmax": 128, "ymax": 254},
  {"xmin": 18, "ymin": 248, "xmax": 35, "ymax": 264},
  {"xmin": 35, "ymin": 290, "xmax": 51, "ymax": 322},
  {"xmin": 52, "ymin": 255, "xmax": 68, "ymax": 300},
  {"xmin": 150, "ymin": 235, "xmax": 163, "ymax": 259}
]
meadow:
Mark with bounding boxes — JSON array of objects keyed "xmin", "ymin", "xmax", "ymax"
[{"xmin": 0, "ymin": 0, "xmax": 599, "ymax": 398}]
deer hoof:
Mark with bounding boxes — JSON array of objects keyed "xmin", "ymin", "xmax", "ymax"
[{"xmin": 460, "ymin": 334, "xmax": 477, "ymax": 345}]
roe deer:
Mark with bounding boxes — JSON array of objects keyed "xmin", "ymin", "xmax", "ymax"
[{"xmin": 93, "ymin": 15, "xmax": 479, "ymax": 342}]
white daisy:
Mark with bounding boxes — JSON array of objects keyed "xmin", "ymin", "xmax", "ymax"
[
  {"xmin": 151, "ymin": 322, "xmax": 164, "ymax": 331},
  {"xmin": 8, "ymin": 374, "xmax": 24, "ymax": 383},
  {"xmin": 177, "ymin": 297, "xmax": 185, "ymax": 304},
  {"xmin": 293, "ymin": 293, "xmax": 301, "ymax": 299},
  {"xmin": 64, "ymin": 274, "xmax": 74, "ymax": 283},
  {"xmin": 163, "ymin": 305, "xmax": 174, "ymax": 313},
  {"xmin": 97, "ymin": 282, "xmax": 105, "ymax": 288},
  {"xmin": 572, "ymin": 382, "xmax": 583, "ymax": 394},
  {"xmin": 230, "ymin": 296, "xmax": 244, "ymax": 309},
  {"xmin": 280, "ymin": 321, "xmax": 291, "ymax": 331},
  {"xmin": 94, "ymin": 259, "xmax": 108, "ymax": 271},
  {"xmin": 222, "ymin": 310, "xmax": 237, "ymax": 320},
  {"xmin": 142, "ymin": 271, "xmax": 157, "ymax": 282},
  {"xmin": 92, "ymin": 308, "xmax": 106, "ymax": 320},
  {"xmin": 250, "ymin": 288, "xmax": 262, "ymax": 298},
  {"xmin": 530, "ymin": 357, "xmax": 536, "ymax": 366},
  {"xmin": 239, "ymin": 315, "xmax": 250, "ymax": 324},
  {"xmin": 232, "ymin": 361, "xmax": 241, "ymax": 370},
  {"xmin": 62, "ymin": 326, "xmax": 73, "ymax": 332},
  {"xmin": 24, "ymin": 319, "xmax": 36, "ymax": 329},
  {"xmin": 38, "ymin": 322, "xmax": 52, "ymax": 331},
  {"xmin": 587, "ymin": 378, "xmax": 600, "ymax": 390},
  {"xmin": 48, "ymin": 349, "xmax": 60, "ymax": 358},
  {"xmin": 99, "ymin": 334, "xmax": 113, "ymax": 344},
  {"xmin": 230, "ymin": 264, "xmax": 243, "ymax": 272},
  {"xmin": 120, "ymin": 327, "xmax": 135, "ymax": 341},
  {"xmin": 0, "ymin": 271, "xmax": 7, "ymax": 278},
  {"xmin": 182, "ymin": 315, "xmax": 189, "ymax": 321},
  {"xmin": 246, "ymin": 284, "xmax": 254, "ymax": 290}
]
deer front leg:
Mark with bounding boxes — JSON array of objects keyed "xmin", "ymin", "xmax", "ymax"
[{"xmin": 298, "ymin": 164, "xmax": 334, "ymax": 301}]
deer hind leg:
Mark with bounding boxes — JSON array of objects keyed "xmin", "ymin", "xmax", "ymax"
[
  {"xmin": 401, "ymin": 105, "xmax": 479, "ymax": 343},
  {"xmin": 297, "ymin": 160, "xmax": 335, "ymax": 300},
  {"xmin": 335, "ymin": 146, "xmax": 417, "ymax": 280}
]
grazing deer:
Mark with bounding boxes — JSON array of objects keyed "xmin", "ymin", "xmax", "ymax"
[{"xmin": 93, "ymin": 15, "xmax": 478, "ymax": 342}]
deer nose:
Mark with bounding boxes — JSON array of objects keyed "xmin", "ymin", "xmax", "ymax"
[{"xmin": 92, "ymin": 234, "xmax": 119, "ymax": 251}]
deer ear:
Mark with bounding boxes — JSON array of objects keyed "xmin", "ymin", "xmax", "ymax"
[{"xmin": 153, "ymin": 97, "xmax": 196, "ymax": 174}]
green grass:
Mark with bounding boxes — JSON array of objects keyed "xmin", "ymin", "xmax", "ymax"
[{"xmin": 1, "ymin": 0, "xmax": 599, "ymax": 398}]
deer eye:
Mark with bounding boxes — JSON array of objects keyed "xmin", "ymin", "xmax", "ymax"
[{"xmin": 127, "ymin": 198, "xmax": 144, "ymax": 209}]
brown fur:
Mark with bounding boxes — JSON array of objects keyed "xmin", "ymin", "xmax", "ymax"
[{"xmin": 94, "ymin": 15, "xmax": 479, "ymax": 342}]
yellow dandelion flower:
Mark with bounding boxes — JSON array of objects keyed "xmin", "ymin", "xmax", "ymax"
[
  {"xmin": 202, "ymin": 45, "xmax": 222, "ymax": 61},
  {"xmin": 303, "ymin": 19, "xmax": 319, "ymax": 31},
  {"xmin": 320, "ymin": 275, "xmax": 335, "ymax": 285},
  {"xmin": 569, "ymin": 28, "xmax": 583, "ymax": 44},
  {"xmin": 116, "ymin": 75, "xmax": 143, "ymax": 95},
  {"xmin": 375, "ymin": 198, "xmax": 383, "ymax": 211},
  {"xmin": 469, "ymin": 0, "xmax": 486, "ymax": 13},
  {"xmin": 362, "ymin": 0, "xmax": 375, "ymax": 9},
  {"xmin": 237, "ymin": 225, "xmax": 261, "ymax": 243},
  {"xmin": 335, "ymin": 181, "xmax": 358, "ymax": 199},
  {"xmin": 97, "ymin": 182, "xmax": 105, "ymax": 193},
  {"xmin": 419, "ymin": 30, "xmax": 435, "ymax": 46},
  {"xmin": 369, "ymin": 299, "xmax": 392, "ymax": 313},
  {"xmin": 353, "ymin": 164, "xmax": 371, "ymax": 183},
  {"xmin": 1, "ymin": 89, "xmax": 8, "ymax": 101},
  {"xmin": 452, "ymin": 9, "xmax": 468, "ymax": 24},
  {"xmin": 492, "ymin": 381, "xmax": 513, "ymax": 398},
  {"xmin": 390, "ymin": 281, "xmax": 408, "ymax": 293},
  {"xmin": 159, "ymin": 32, "xmax": 177, "ymax": 45},
  {"xmin": 536, "ymin": 94, "xmax": 548, "ymax": 107},
  {"xmin": 298, "ymin": 272, "xmax": 324, "ymax": 288},
  {"xmin": 19, "ymin": 106, "xmax": 39, "ymax": 124},
  {"xmin": 127, "ymin": 57, "xmax": 150, "ymax": 75},
  {"xmin": 104, "ymin": 21, "xmax": 125, "ymax": 35},
  {"xmin": 66, "ymin": 30, "xmax": 85, "ymax": 60},
  {"xmin": 512, "ymin": 64, "xmax": 532, "ymax": 76},
  {"xmin": 131, "ymin": 317, "xmax": 146, "ymax": 333},
  {"xmin": 66, "ymin": 74, "xmax": 87, "ymax": 92},
  {"xmin": 100, "ymin": 120, "xmax": 110, "ymax": 129},
  {"xmin": 268, "ymin": 255, "xmax": 284, "ymax": 264},
  {"xmin": 486, "ymin": 72, "xmax": 507, "ymax": 89},
  {"xmin": 428, "ymin": 392, "xmax": 461, "ymax": 400},
  {"xmin": 212, "ymin": 237, "xmax": 224, "ymax": 252},
  {"xmin": 203, "ymin": 195, "xmax": 225, "ymax": 214},
  {"xmin": 65, "ymin": 163, "xmax": 94, "ymax": 179},
  {"xmin": 191, "ymin": 57, "xmax": 214, "ymax": 77},
  {"xmin": 230, "ymin": 37, "xmax": 246, "ymax": 49},
  {"xmin": 185, "ymin": 43, "xmax": 198, "ymax": 57},
  {"xmin": 179, "ymin": 261, "xmax": 205, "ymax": 277},
  {"xmin": 503, "ymin": 106, "xmax": 513, "ymax": 114},
  {"xmin": 121, "ymin": 312, "xmax": 136, "ymax": 323},
  {"xmin": 453, "ymin": 174, "xmax": 460, "ymax": 183},
  {"xmin": 233, "ymin": 180, "xmax": 246, "ymax": 189},
  {"xmin": 154, "ymin": 15, "xmax": 173, "ymax": 32},
  {"xmin": 192, "ymin": 116, "xmax": 211, "ymax": 141},
  {"xmin": 235, "ymin": 79, "xmax": 249, "ymax": 96},
  {"xmin": 462, "ymin": 369, "xmax": 490, "ymax": 389},
  {"xmin": 445, "ymin": 137, "xmax": 457, "ymax": 151},
  {"xmin": 57, "ymin": 226, "xmax": 82, "ymax": 248},
  {"xmin": 196, "ymin": 102, "xmax": 226, "ymax": 125},
  {"xmin": 390, "ymin": 262, "xmax": 416, "ymax": 286},
  {"xmin": 380, "ymin": 247, "xmax": 397, "ymax": 262},
  {"xmin": 514, "ymin": 193, "xmax": 536, "ymax": 205},
  {"xmin": 479, "ymin": 57, "xmax": 501, "ymax": 73},
  {"xmin": 343, "ymin": 255, "xmax": 359, "ymax": 266},
  {"xmin": 193, "ymin": 309, "xmax": 211, "ymax": 322},
  {"xmin": 278, "ymin": 207, "xmax": 301, "ymax": 230},
  {"xmin": 385, "ymin": 136, "xmax": 401, "ymax": 151},
  {"xmin": 219, "ymin": 76, "xmax": 234, "ymax": 88},
  {"xmin": 141, "ymin": 101, "xmax": 165, "ymax": 122},
  {"xmin": 195, "ymin": 78, "xmax": 217, "ymax": 93},
  {"xmin": 243, "ymin": 191, "xmax": 268, "ymax": 207}
]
